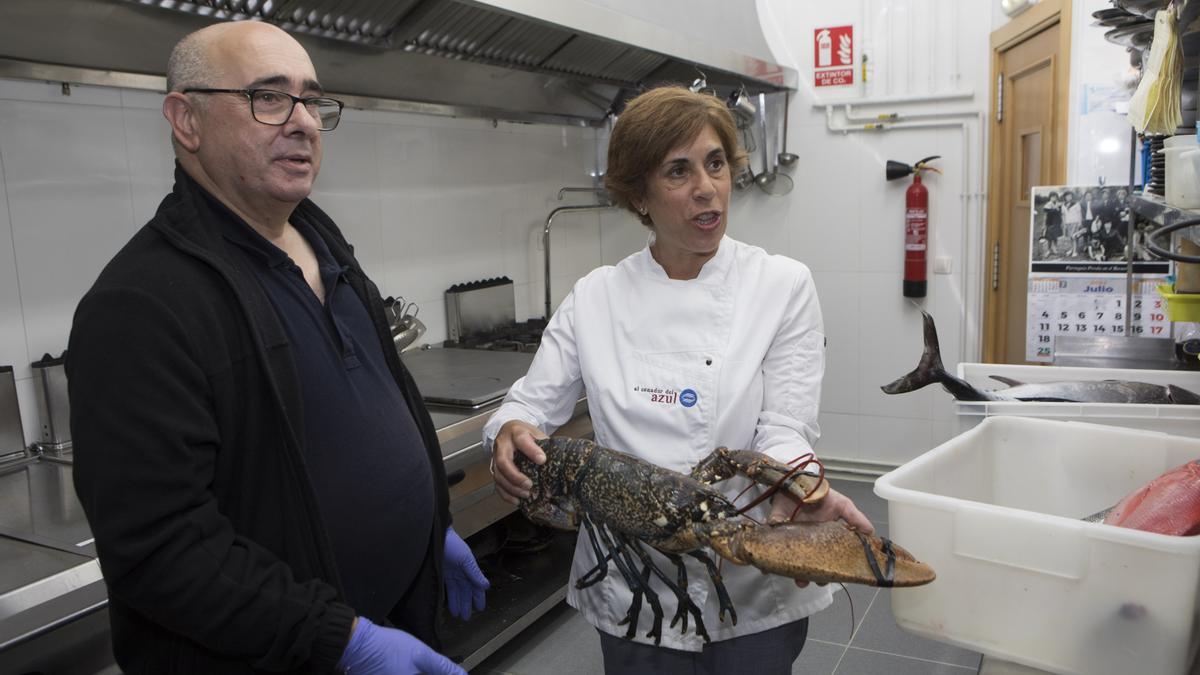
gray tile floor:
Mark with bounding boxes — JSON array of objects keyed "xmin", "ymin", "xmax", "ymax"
[{"xmin": 473, "ymin": 478, "xmax": 983, "ymax": 674}]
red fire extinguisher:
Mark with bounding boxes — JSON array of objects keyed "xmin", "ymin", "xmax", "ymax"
[{"xmin": 886, "ymin": 156, "xmax": 941, "ymax": 298}]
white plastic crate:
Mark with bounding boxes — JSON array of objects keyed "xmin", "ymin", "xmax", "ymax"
[
  {"xmin": 954, "ymin": 363, "xmax": 1200, "ymax": 439},
  {"xmin": 875, "ymin": 417, "xmax": 1200, "ymax": 675}
]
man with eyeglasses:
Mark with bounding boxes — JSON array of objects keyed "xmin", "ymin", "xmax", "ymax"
[{"xmin": 67, "ymin": 20, "xmax": 481, "ymax": 675}]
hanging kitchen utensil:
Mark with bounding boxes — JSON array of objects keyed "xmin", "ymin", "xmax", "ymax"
[
  {"xmin": 777, "ymin": 94, "xmax": 798, "ymax": 168},
  {"xmin": 733, "ymin": 164, "xmax": 755, "ymax": 190},
  {"xmin": 754, "ymin": 93, "xmax": 794, "ymax": 196},
  {"xmin": 728, "ymin": 84, "xmax": 757, "ymax": 154},
  {"xmin": 753, "ymin": 94, "xmax": 774, "ymax": 191},
  {"xmin": 728, "ymin": 84, "xmax": 757, "ymax": 126},
  {"xmin": 766, "ymin": 152, "xmax": 794, "ymax": 195},
  {"xmin": 688, "ymin": 68, "xmax": 716, "ymax": 97}
]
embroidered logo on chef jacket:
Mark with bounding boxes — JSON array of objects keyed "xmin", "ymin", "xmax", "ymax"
[
  {"xmin": 679, "ymin": 388, "xmax": 698, "ymax": 408},
  {"xmin": 633, "ymin": 385, "xmax": 684, "ymax": 405}
]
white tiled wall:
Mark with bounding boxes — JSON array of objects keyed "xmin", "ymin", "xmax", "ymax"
[{"xmin": 0, "ymin": 77, "xmax": 618, "ymax": 447}]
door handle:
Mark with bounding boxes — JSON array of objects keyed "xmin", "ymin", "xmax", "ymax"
[{"xmin": 991, "ymin": 241, "xmax": 1001, "ymax": 290}]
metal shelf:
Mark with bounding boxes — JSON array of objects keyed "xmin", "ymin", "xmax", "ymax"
[{"xmin": 1130, "ymin": 193, "xmax": 1200, "ymax": 228}]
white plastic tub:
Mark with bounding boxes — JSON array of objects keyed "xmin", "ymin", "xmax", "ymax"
[
  {"xmin": 875, "ymin": 417, "xmax": 1200, "ymax": 675},
  {"xmin": 954, "ymin": 363, "xmax": 1200, "ymax": 439}
]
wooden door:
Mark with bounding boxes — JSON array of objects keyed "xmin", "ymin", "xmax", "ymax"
[{"xmin": 983, "ymin": 1, "xmax": 1071, "ymax": 364}]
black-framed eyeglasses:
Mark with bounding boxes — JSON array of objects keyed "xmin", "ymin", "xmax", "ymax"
[{"xmin": 182, "ymin": 88, "xmax": 344, "ymax": 131}]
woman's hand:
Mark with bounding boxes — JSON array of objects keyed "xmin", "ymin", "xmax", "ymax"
[
  {"xmin": 769, "ymin": 487, "xmax": 874, "ymax": 588},
  {"xmin": 491, "ymin": 420, "xmax": 548, "ymax": 505}
]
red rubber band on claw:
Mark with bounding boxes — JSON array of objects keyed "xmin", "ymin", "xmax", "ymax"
[{"xmin": 732, "ymin": 453, "xmax": 826, "ymax": 520}]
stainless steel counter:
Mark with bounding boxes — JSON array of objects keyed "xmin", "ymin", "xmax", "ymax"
[
  {"xmin": 0, "ymin": 454, "xmax": 107, "ymax": 672},
  {"xmin": 434, "ymin": 397, "xmax": 588, "ymax": 472}
]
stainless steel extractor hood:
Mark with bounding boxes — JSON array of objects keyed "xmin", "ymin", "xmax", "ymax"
[{"xmin": 0, "ymin": 0, "xmax": 796, "ymax": 125}]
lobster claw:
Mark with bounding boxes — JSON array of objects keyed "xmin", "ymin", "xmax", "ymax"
[{"xmin": 712, "ymin": 521, "xmax": 936, "ymax": 588}]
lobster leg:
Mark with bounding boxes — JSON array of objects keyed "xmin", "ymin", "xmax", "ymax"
[
  {"xmin": 577, "ymin": 517, "xmax": 612, "ymax": 589},
  {"xmin": 599, "ymin": 525, "xmax": 664, "ymax": 644},
  {"xmin": 689, "ymin": 448, "xmax": 828, "ymax": 506},
  {"xmin": 593, "ymin": 524, "xmax": 643, "ymax": 637},
  {"xmin": 660, "ymin": 552, "xmax": 692, "ymax": 632},
  {"xmin": 624, "ymin": 562, "xmax": 653, "ymax": 641},
  {"xmin": 620, "ymin": 538, "xmax": 710, "ymax": 644},
  {"xmin": 688, "ymin": 549, "xmax": 738, "ymax": 626}
]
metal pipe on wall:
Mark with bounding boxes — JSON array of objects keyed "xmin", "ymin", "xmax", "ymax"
[
  {"xmin": 843, "ymin": 103, "xmax": 978, "ymax": 123},
  {"xmin": 969, "ymin": 110, "xmax": 989, "ymax": 363},
  {"xmin": 812, "ymin": 89, "xmax": 974, "ymax": 108},
  {"xmin": 543, "ymin": 202, "xmax": 614, "ymax": 320}
]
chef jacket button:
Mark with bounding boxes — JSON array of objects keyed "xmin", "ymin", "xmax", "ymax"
[{"xmin": 705, "ymin": 357, "xmax": 713, "ymax": 366}]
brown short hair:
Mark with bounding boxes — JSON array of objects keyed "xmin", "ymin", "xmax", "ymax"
[{"xmin": 605, "ymin": 86, "xmax": 748, "ymax": 227}]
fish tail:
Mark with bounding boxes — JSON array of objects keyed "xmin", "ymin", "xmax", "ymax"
[
  {"xmin": 1168, "ymin": 385, "xmax": 1200, "ymax": 405},
  {"xmin": 881, "ymin": 311, "xmax": 990, "ymax": 401}
]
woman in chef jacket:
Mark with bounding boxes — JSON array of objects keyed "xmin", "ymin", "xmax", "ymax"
[{"xmin": 484, "ymin": 85, "xmax": 872, "ymax": 674}]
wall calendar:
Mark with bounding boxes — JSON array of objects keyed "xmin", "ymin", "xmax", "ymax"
[
  {"xmin": 1025, "ymin": 185, "xmax": 1171, "ymax": 363},
  {"xmin": 1026, "ymin": 277, "xmax": 1170, "ymax": 362}
]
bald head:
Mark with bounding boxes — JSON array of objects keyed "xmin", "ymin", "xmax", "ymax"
[
  {"xmin": 166, "ymin": 22, "xmax": 313, "ymax": 93},
  {"xmin": 161, "ymin": 20, "xmax": 327, "ymax": 230}
]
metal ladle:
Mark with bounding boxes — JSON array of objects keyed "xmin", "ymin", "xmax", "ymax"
[
  {"xmin": 777, "ymin": 94, "xmax": 798, "ymax": 168},
  {"xmin": 754, "ymin": 93, "xmax": 794, "ymax": 196}
]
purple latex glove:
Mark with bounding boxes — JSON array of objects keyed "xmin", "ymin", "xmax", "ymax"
[
  {"xmin": 443, "ymin": 527, "xmax": 489, "ymax": 620},
  {"xmin": 336, "ymin": 617, "xmax": 464, "ymax": 675}
]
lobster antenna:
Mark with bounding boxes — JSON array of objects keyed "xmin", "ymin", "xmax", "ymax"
[
  {"xmin": 789, "ymin": 458, "xmax": 826, "ymax": 521},
  {"xmin": 841, "ymin": 583, "xmax": 855, "ymax": 641},
  {"xmin": 734, "ymin": 453, "xmax": 825, "ymax": 517}
]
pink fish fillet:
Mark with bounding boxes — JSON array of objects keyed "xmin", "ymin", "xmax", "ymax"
[{"xmin": 1106, "ymin": 460, "xmax": 1200, "ymax": 536}]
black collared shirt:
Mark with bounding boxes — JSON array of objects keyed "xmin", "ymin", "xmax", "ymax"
[{"xmin": 220, "ymin": 209, "xmax": 433, "ymax": 622}]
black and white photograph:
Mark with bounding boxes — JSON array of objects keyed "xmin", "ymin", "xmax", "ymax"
[{"xmin": 1029, "ymin": 185, "xmax": 1169, "ymax": 275}]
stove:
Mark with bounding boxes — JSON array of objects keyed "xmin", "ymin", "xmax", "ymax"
[{"xmin": 442, "ymin": 319, "xmax": 547, "ymax": 353}]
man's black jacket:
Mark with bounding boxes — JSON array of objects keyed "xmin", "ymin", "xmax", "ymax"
[{"xmin": 68, "ymin": 165, "xmax": 451, "ymax": 674}]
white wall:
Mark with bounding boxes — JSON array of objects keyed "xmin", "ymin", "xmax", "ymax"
[
  {"xmin": 993, "ymin": 0, "xmax": 1043, "ymax": 30},
  {"xmin": 709, "ymin": 0, "xmax": 994, "ymax": 467},
  {"xmin": 0, "ymin": 77, "xmax": 631, "ymax": 447},
  {"xmin": 578, "ymin": 0, "xmax": 775, "ymax": 63},
  {"xmin": 1066, "ymin": 0, "xmax": 1138, "ymax": 185}
]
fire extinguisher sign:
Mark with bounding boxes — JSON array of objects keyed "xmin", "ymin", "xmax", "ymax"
[{"xmin": 814, "ymin": 26, "xmax": 854, "ymax": 87}]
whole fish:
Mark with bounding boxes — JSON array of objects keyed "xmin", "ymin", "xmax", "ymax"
[
  {"xmin": 881, "ymin": 311, "xmax": 1200, "ymax": 405},
  {"xmin": 1085, "ymin": 460, "xmax": 1200, "ymax": 536}
]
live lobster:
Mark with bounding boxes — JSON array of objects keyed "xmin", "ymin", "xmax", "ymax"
[{"xmin": 514, "ymin": 437, "xmax": 936, "ymax": 644}]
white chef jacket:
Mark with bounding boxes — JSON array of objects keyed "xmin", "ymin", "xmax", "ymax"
[{"xmin": 483, "ymin": 236, "xmax": 833, "ymax": 651}]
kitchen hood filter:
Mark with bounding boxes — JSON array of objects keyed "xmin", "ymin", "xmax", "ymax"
[
  {"xmin": 395, "ymin": 1, "xmax": 572, "ymax": 67},
  {"xmin": 123, "ymin": 0, "xmax": 723, "ymax": 90},
  {"xmin": 129, "ymin": 0, "xmax": 424, "ymax": 44},
  {"xmin": 5, "ymin": 0, "xmax": 793, "ymax": 124}
]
